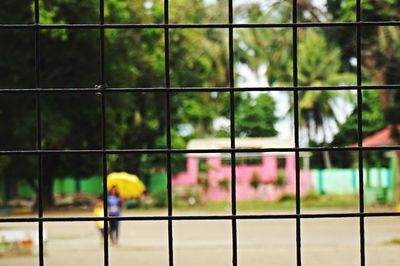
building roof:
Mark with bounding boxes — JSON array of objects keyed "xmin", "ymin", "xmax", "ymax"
[
  {"xmin": 356, "ymin": 125, "xmax": 400, "ymax": 147},
  {"xmin": 187, "ymin": 137, "xmax": 294, "ymax": 150}
]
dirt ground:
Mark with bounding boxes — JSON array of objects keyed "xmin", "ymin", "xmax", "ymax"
[{"xmin": 2, "ymin": 210, "xmax": 400, "ymax": 266}]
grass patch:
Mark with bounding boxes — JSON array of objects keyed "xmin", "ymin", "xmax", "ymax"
[
  {"xmin": 172, "ymin": 194, "xmax": 359, "ymax": 212},
  {"xmin": 0, "ymin": 193, "xmax": 364, "ymax": 216},
  {"xmin": 302, "ymin": 194, "xmax": 359, "ymax": 209}
]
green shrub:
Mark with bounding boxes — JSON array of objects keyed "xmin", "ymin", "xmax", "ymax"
[
  {"xmin": 250, "ymin": 171, "xmax": 261, "ymax": 189},
  {"xmin": 218, "ymin": 177, "xmax": 230, "ymax": 191},
  {"xmin": 303, "ymin": 189, "xmax": 320, "ymax": 201},
  {"xmin": 273, "ymin": 170, "xmax": 287, "ymax": 187},
  {"xmin": 279, "ymin": 192, "xmax": 296, "ymax": 202},
  {"xmin": 151, "ymin": 190, "xmax": 168, "ymax": 208},
  {"xmin": 198, "ymin": 173, "xmax": 210, "ymax": 191},
  {"xmin": 199, "ymin": 160, "xmax": 211, "ymax": 173}
]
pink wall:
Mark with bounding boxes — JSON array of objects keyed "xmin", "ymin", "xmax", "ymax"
[
  {"xmin": 172, "ymin": 154, "xmax": 313, "ymax": 201},
  {"xmin": 173, "ymin": 156, "xmax": 198, "ymax": 185}
]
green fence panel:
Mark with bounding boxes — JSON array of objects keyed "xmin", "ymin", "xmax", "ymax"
[
  {"xmin": 54, "ymin": 176, "xmax": 103, "ymax": 196},
  {"xmin": 312, "ymin": 169, "xmax": 358, "ymax": 195},
  {"xmin": 17, "ymin": 180, "xmax": 35, "ymax": 199},
  {"xmin": 55, "ymin": 178, "xmax": 76, "ymax": 194},
  {"xmin": 312, "ymin": 168, "xmax": 394, "ymax": 204},
  {"xmin": 150, "ymin": 173, "xmax": 167, "ymax": 192},
  {"xmin": 81, "ymin": 176, "xmax": 103, "ymax": 196}
]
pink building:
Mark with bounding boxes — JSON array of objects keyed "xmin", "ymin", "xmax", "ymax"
[{"xmin": 173, "ymin": 138, "xmax": 313, "ymax": 201}]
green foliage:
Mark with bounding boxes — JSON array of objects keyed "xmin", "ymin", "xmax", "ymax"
[
  {"xmin": 295, "ymin": 29, "xmax": 355, "ymax": 145},
  {"xmin": 198, "ymin": 160, "xmax": 211, "ymax": 173},
  {"xmin": 235, "ymin": 93, "xmax": 278, "ymax": 137},
  {"xmin": 217, "ymin": 178, "xmax": 230, "ymax": 191},
  {"xmin": 302, "ymin": 190, "xmax": 320, "ymax": 201},
  {"xmin": 170, "ymin": 28, "xmax": 229, "ymax": 87},
  {"xmin": 234, "ymin": 1, "xmax": 292, "ymax": 86},
  {"xmin": 198, "ymin": 174, "xmax": 210, "ymax": 191},
  {"xmin": 172, "ymin": 92, "xmax": 228, "ymax": 138},
  {"xmin": 141, "ymin": 194, "xmax": 360, "ymax": 212},
  {"xmin": 278, "ymin": 192, "xmax": 296, "ymax": 202},
  {"xmin": 249, "ymin": 171, "xmax": 261, "ymax": 189},
  {"xmin": 331, "ymin": 0, "xmax": 399, "ymax": 22},
  {"xmin": 273, "ymin": 170, "xmax": 287, "ymax": 187},
  {"xmin": 2, "ymin": 0, "xmax": 400, "ymax": 206},
  {"xmin": 333, "ymin": 90, "xmax": 385, "ymax": 146},
  {"xmin": 329, "ymin": 0, "xmax": 400, "ymax": 84},
  {"xmin": 0, "ymin": 0, "xmax": 230, "ymax": 206},
  {"xmin": 331, "ymin": 90, "xmax": 386, "ymax": 167},
  {"xmin": 302, "ymin": 194, "xmax": 358, "ymax": 209},
  {"xmin": 150, "ymin": 190, "xmax": 168, "ymax": 208},
  {"xmin": 297, "ymin": 29, "xmax": 356, "ymax": 86},
  {"xmin": 235, "ymin": 3, "xmax": 356, "ymax": 145}
]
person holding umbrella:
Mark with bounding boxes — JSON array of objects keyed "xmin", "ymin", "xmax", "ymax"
[
  {"xmin": 106, "ymin": 172, "xmax": 146, "ymax": 245},
  {"xmin": 107, "ymin": 185, "xmax": 122, "ymax": 245}
]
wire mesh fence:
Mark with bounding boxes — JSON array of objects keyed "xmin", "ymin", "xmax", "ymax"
[{"xmin": 0, "ymin": 0, "xmax": 400, "ymax": 265}]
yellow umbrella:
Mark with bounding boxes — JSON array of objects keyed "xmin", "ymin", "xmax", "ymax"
[{"xmin": 107, "ymin": 172, "xmax": 146, "ymax": 199}]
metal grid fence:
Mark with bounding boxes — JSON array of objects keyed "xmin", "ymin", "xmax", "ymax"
[{"xmin": 0, "ymin": 0, "xmax": 400, "ymax": 265}]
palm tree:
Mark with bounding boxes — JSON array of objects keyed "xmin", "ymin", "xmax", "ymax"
[{"xmin": 235, "ymin": 3, "xmax": 355, "ymax": 167}]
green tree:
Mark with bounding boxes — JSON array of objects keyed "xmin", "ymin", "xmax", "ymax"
[
  {"xmin": 235, "ymin": 3, "xmax": 355, "ymax": 166},
  {"xmin": 172, "ymin": 92, "xmax": 227, "ymax": 138},
  {"xmin": 235, "ymin": 93, "xmax": 278, "ymax": 137},
  {"xmin": 0, "ymin": 0, "xmax": 230, "ymax": 207},
  {"xmin": 331, "ymin": 90, "xmax": 386, "ymax": 167},
  {"xmin": 329, "ymin": 0, "xmax": 400, "ymax": 105}
]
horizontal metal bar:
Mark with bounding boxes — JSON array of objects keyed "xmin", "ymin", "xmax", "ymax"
[
  {"xmin": 0, "ymin": 21, "xmax": 400, "ymax": 30},
  {"xmin": 1, "ymin": 212, "xmax": 400, "ymax": 223},
  {"xmin": 0, "ymin": 85, "xmax": 399, "ymax": 94},
  {"xmin": 0, "ymin": 145, "xmax": 399, "ymax": 156}
]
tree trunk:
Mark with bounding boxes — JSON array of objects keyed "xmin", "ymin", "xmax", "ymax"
[
  {"xmin": 4, "ymin": 173, "xmax": 18, "ymax": 201},
  {"xmin": 297, "ymin": 0, "xmax": 329, "ymax": 22},
  {"xmin": 363, "ymin": 54, "xmax": 387, "ymax": 107},
  {"xmin": 43, "ymin": 174, "xmax": 55, "ymax": 209},
  {"xmin": 5, "ymin": 159, "xmax": 25, "ymax": 201},
  {"xmin": 322, "ymin": 151, "xmax": 332, "ymax": 169},
  {"xmin": 41, "ymin": 156, "xmax": 58, "ymax": 209},
  {"xmin": 321, "ymin": 125, "xmax": 332, "ymax": 169}
]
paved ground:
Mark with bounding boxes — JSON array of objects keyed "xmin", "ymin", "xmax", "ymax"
[{"xmin": 1, "ymin": 210, "xmax": 400, "ymax": 266}]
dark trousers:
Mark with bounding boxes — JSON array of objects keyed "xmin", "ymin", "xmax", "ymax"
[{"xmin": 109, "ymin": 216, "xmax": 120, "ymax": 242}]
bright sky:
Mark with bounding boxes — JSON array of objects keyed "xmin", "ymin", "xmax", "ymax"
[
  {"xmin": 208, "ymin": 0, "xmax": 355, "ymax": 144},
  {"xmin": 236, "ymin": 63, "xmax": 355, "ymax": 145},
  {"xmin": 232, "ymin": 0, "xmax": 355, "ymax": 145}
]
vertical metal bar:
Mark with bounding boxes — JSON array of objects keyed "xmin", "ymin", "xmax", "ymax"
[
  {"xmin": 356, "ymin": 0, "xmax": 366, "ymax": 265},
  {"xmin": 292, "ymin": 0, "xmax": 301, "ymax": 265},
  {"xmin": 99, "ymin": 1, "xmax": 109, "ymax": 266},
  {"xmin": 164, "ymin": 0, "xmax": 174, "ymax": 265},
  {"xmin": 33, "ymin": 0, "xmax": 44, "ymax": 265},
  {"xmin": 228, "ymin": 0, "xmax": 237, "ymax": 265}
]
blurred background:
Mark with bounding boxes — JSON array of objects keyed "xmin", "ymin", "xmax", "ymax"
[{"xmin": 0, "ymin": 0, "xmax": 400, "ymax": 265}]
